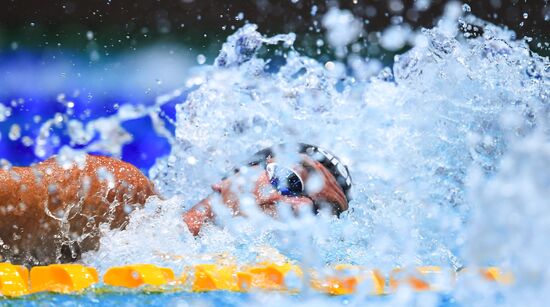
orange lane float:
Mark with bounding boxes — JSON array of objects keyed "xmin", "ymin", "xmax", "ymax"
[
  {"xmin": 311, "ymin": 264, "xmax": 384, "ymax": 295},
  {"xmin": 0, "ymin": 263, "xmax": 29, "ymax": 297},
  {"xmin": 29, "ymin": 264, "xmax": 98, "ymax": 294},
  {"xmin": 0, "ymin": 262, "xmax": 514, "ymax": 297},
  {"xmin": 192, "ymin": 264, "xmax": 240, "ymax": 292},
  {"xmin": 479, "ymin": 267, "xmax": 514, "ymax": 284},
  {"xmin": 389, "ymin": 266, "xmax": 449, "ymax": 292},
  {"xmin": 104, "ymin": 264, "xmax": 182, "ymax": 288},
  {"xmin": 237, "ymin": 262, "xmax": 302, "ymax": 292}
]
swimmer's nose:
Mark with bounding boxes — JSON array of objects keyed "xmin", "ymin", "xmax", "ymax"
[
  {"xmin": 279, "ymin": 195, "xmax": 314, "ymax": 207},
  {"xmin": 211, "ymin": 183, "xmax": 223, "ymax": 193},
  {"xmin": 276, "ymin": 195, "xmax": 315, "ymax": 216}
]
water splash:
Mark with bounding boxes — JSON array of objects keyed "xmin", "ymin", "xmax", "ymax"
[
  {"xmin": 91, "ymin": 10, "xmax": 544, "ymax": 272},
  {"xmin": 2, "ymin": 6, "xmax": 547, "ymax": 304},
  {"xmin": 321, "ymin": 7, "xmax": 363, "ymax": 57},
  {"xmin": 461, "ymin": 129, "xmax": 550, "ymax": 305}
]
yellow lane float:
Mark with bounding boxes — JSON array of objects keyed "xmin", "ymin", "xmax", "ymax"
[
  {"xmin": 237, "ymin": 262, "xmax": 302, "ymax": 292},
  {"xmin": 104, "ymin": 264, "xmax": 181, "ymax": 288},
  {"xmin": 311, "ymin": 264, "xmax": 384, "ymax": 295},
  {"xmin": 192, "ymin": 264, "xmax": 240, "ymax": 291},
  {"xmin": 0, "ymin": 262, "xmax": 514, "ymax": 297},
  {"xmin": 390, "ymin": 266, "xmax": 447, "ymax": 292},
  {"xmin": 0, "ymin": 263, "xmax": 29, "ymax": 297},
  {"xmin": 479, "ymin": 267, "xmax": 514, "ymax": 284},
  {"xmin": 30, "ymin": 264, "xmax": 98, "ymax": 294}
]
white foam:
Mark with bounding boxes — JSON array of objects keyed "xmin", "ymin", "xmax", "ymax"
[{"xmin": 70, "ymin": 13, "xmax": 550, "ymax": 302}]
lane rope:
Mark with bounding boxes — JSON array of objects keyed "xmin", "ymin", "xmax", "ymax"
[{"xmin": 0, "ymin": 262, "xmax": 513, "ymax": 297}]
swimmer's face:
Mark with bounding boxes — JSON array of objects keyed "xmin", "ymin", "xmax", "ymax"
[{"xmin": 210, "ymin": 155, "xmax": 348, "ymax": 217}]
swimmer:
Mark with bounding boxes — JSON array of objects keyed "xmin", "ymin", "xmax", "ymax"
[
  {"xmin": 183, "ymin": 144, "xmax": 352, "ymax": 235},
  {"xmin": 0, "ymin": 144, "xmax": 351, "ymax": 265}
]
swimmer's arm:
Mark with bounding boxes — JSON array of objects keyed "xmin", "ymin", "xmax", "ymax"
[
  {"xmin": 1, "ymin": 155, "xmax": 157, "ymax": 260},
  {"xmin": 183, "ymin": 197, "xmax": 214, "ymax": 236}
]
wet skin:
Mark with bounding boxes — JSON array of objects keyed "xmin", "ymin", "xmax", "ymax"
[
  {"xmin": 183, "ymin": 155, "xmax": 348, "ymax": 235},
  {"xmin": 0, "ymin": 154, "xmax": 348, "ymax": 264},
  {"xmin": 0, "ymin": 155, "xmax": 156, "ymax": 265}
]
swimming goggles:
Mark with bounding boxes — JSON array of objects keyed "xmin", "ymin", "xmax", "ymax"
[
  {"xmin": 265, "ymin": 162, "xmax": 305, "ymax": 196},
  {"xmin": 243, "ymin": 143, "xmax": 352, "ymax": 215},
  {"xmin": 247, "ymin": 143, "xmax": 352, "ymax": 203}
]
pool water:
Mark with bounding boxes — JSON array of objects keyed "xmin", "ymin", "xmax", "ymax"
[
  {"xmin": 2, "ymin": 291, "xmax": 460, "ymax": 307},
  {"xmin": 1, "ymin": 3, "xmax": 549, "ymax": 306}
]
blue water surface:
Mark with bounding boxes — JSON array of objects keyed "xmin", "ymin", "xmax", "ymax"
[
  {"xmin": 0, "ymin": 50, "xmax": 178, "ymax": 172},
  {"xmin": 1, "ymin": 291, "xmax": 459, "ymax": 307}
]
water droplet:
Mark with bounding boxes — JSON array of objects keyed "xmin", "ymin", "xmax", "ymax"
[
  {"xmin": 22, "ymin": 136, "xmax": 34, "ymax": 147},
  {"xmin": 389, "ymin": 0, "xmax": 404, "ymax": 13},
  {"xmin": 57, "ymin": 93, "xmax": 66, "ymax": 103},
  {"xmin": 86, "ymin": 31, "xmax": 94, "ymax": 40},
  {"xmin": 35, "ymin": 147, "xmax": 46, "ymax": 158},
  {"xmin": 0, "ymin": 103, "xmax": 10, "ymax": 122},
  {"xmin": 187, "ymin": 156, "xmax": 198, "ymax": 165},
  {"xmin": 53, "ymin": 112, "xmax": 63, "ymax": 123},
  {"xmin": 311, "ymin": 5, "xmax": 318, "ymax": 16},
  {"xmin": 462, "ymin": 4, "xmax": 471, "ymax": 12},
  {"xmin": 9, "ymin": 124, "xmax": 21, "ymax": 141},
  {"xmin": 197, "ymin": 54, "xmax": 206, "ymax": 65},
  {"xmin": 523, "ymin": 12, "xmax": 528, "ymax": 19}
]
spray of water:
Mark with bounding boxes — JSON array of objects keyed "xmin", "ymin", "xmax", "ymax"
[
  {"xmin": 1, "ymin": 4, "xmax": 548, "ymax": 305},
  {"xmin": 82, "ymin": 7, "xmax": 547, "ymax": 300}
]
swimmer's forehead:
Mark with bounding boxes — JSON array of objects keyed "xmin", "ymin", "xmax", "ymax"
[
  {"xmin": 248, "ymin": 144, "xmax": 309, "ymax": 165},
  {"xmin": 249, "ymin": 145, "xmax": 342, "ymax": 169}
]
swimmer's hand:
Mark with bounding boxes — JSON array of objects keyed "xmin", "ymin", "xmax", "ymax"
[{"xmin": 182, "ymin": 172, "xmax": 315, "ymax": 236}]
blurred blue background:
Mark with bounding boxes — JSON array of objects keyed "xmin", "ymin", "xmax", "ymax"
[
  {"xmin": 0, "ymin": 45, "xmax": 195, "ymax": 172},
  {"xmin": 1, "ymin": 0, "xmax": 546, "ymax": 173}
]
